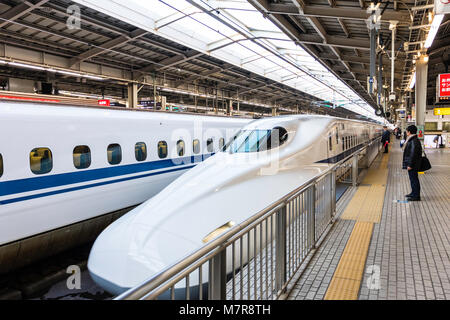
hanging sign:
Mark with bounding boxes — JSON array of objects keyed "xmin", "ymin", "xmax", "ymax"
[
  {"xmin": 436, "ymin": 0, "xmax": 450, "ymax": 15},
  {"xmin": 437, "ymin": 73, "xmax": 450, "ymax": 98}
]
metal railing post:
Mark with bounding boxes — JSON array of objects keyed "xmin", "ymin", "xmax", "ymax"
[
  {"xmin": 209, "ymin": 249, "xmax": 227, "ymax": 300},
  {"xmin": 331, "ymin": 171, "xmax": 336, "ymax": 218},
  {"xmin": 275, "ymin": 205, "xmax": 287, "ymax": 294},
  {"xmin": 309, "ymin": 184, "xmax": 316, "ymax": 248},
  {"xmin": 352, "ymin": 154, "xmax": 358, "ymax": 187}
]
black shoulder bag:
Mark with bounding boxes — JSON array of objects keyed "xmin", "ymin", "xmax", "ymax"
[{"xmin": 419, "ymin": 149, "xmax": 432, "ymax": 172}]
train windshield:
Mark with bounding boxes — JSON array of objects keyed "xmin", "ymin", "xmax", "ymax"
[{"xmin": 225, "ymin": 127, "xmax": 288, "ymax": 153}]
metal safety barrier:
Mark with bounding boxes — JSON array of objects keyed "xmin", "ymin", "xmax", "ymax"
[{"xmin": 115, "ymin": 137, "xmax": 382, "ymax": 300}]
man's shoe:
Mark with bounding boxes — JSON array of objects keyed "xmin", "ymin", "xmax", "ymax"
[
  {"xmin": 406, "ymin": 197, "xmax": 421, "ymax": 201},
  {"xmin": 405, "ymin": 193, "xmax": 412, "ymax": 197}
]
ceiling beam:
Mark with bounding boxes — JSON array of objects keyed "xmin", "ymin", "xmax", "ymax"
[
  {"xmin": 137, "ymin": 50, "xmax": 203, "ymax": 73},
  {"xmin": 0, "ymin": 0, "xmax": 50, "ymax": 28},
  {"xmin": 267, "ymin": 3, "xmax": 411, "ymax": 22},
  {"xmin": 69, "ymin": 29, "xmax": 148, "ymax": 67}
]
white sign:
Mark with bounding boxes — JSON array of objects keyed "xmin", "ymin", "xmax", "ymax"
[{"xmin": 436, "ymin": 0, "xmax": 450, "ymax": 15}]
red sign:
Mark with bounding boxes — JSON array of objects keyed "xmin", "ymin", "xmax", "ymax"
[
  {"xmin": 438, "ymin": 73, "xmax": 450, "ymax": 97},
  {"xmin": 98, "ymin": 99, "xmax": 110, "ymax": 106}
]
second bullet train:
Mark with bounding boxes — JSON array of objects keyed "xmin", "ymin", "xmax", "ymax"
[
  {"xmin": 0, "ymin": 100, "xmax": 249, "ymax": 273},
  {"xmin": 88, "ymin": 115, "xmax": 383, "ymax": 295}
]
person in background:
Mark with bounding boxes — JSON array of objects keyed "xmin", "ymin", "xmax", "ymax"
[
  {"xmin": 402, "ymin": 125, "xmax": 422, "ymax": 201},
  {"xmin": 381, "ymin": 126, "xmax": 390, "ymax": 153}
]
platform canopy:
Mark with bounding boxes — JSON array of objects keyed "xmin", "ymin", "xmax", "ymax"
[{"xmin": 73, "ymin": 0, "xmax": 384, "ymax": 121}]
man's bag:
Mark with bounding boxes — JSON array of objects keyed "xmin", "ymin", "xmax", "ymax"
[{"xmin": 419, "ymin": 152, "xmax": 432, "ymax": 171}]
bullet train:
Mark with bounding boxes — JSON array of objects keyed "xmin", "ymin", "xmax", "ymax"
[
  {"xmin": 0, "ymin": 100, "xmax": 249, "ymax": 273},
  {"xmin": 87, "ymin": 115, "xmax": 384, "ymax": 295}
]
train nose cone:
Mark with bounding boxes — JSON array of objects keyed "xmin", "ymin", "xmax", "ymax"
[{"xmin": 87, "ymin": 212, "xmax": 199, "ymax": 296}]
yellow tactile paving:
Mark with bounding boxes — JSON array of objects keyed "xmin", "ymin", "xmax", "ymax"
[
  {"xmin": 324, "ymin": 277, "xmax": 361, "ymax": 300},
  {"xmin": 325, "ymin": 152, "xmax": 390, "ymax": 300},
  {"xmin": 325, "ymin": 222, "xmax": 374, "ymax": 300},
  {"xmin": 340, "ymin": 186, "xmax": 371, "ymax": 220}
]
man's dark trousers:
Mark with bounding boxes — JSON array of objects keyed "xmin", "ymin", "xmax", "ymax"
[{"xmin": 408, "ymin": 170, "xmax": 420, "ymax": 198}]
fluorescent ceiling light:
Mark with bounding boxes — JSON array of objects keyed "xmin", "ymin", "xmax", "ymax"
[
  {"xmin": 424, "ymin": 14, "xmax": 444, "ymax": 48},
  {"xmin": 9, "ymin": 62, "xmax": 46, "ymax": 71},
  {"xmin": 409, "ymin": 72, "xmax": 416, "ymax": 89}
]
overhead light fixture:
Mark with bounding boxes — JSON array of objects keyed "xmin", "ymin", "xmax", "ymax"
[
  {"xmin": 9, "ymin": 61, "xmax": 46, "ymax": 71},
  {"xmin": 424, "ymin": 14, "xmax": 444, "ymax": 48},
  {"xmin": 409, "ymin": 72, "xmax": 416, "ymax": 89},
  {"xmin": 4, "ymin": 60, "xmax": 104, "ymax": 81}
]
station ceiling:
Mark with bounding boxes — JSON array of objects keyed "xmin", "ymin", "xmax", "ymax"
[{"xmin": 0, "ymin": 0, "xmax": 448, "ymax": 118}]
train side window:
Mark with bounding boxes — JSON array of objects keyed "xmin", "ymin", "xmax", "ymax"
[
  {"xmin": 73, "ymin": 145, "xmax": 91, "ymax": 169},
  {"xmin": 329, "ymin": 136, "xmax": 332, "ymax": 151},
  {"xmin": 177, "ymin": 140, "xmax": 185, "ymax": 157},
  {"xmin": 193, "ymin": 139, "xmax": 200, "ymax": 154},
  {"xmin": 30, "ymin": 147, "xmax": 52, "ymax": 174},
  {"xmin": 219, "ymin": 137, "xmax": 225, "ymax": 150},
  {"xmin": 135, "ymin": 142, "xmax": 147, "ymax": 162},
  {"xmin": 335, "ymin": 129, "xmax": 339, "ymax": 144},
  {"xmin": 158, "ymin": 141, "xmax": 168, "ymax": 159},
  {"xmin": 107, "ymin": 144, "xmax": 122, "ymax": 165},
  {"xmin": 207, "ymin": 138, "xmax": 214, "ymax": 153},
  {"xmin": 0, "ymin": 153, "xmax": 3, "ymax": 177}
]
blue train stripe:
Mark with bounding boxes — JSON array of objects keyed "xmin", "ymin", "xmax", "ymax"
[
  {"xmin": 0, "ymin": 164, "xmax": 196, "ymax": 205},
  {"xmin": 0, "ymin": 153, "xmax": 213, "ymax": 197}
]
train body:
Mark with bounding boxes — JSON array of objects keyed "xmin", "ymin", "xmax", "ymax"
[
  {"xmin": 0, "ymin": 101, "xmax": 248, "ymax": 272},
  {"xmin": 87, "ymin": 115, "xmax": 384, "ymax": 295}
]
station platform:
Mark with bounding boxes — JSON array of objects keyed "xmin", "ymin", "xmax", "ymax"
[{"xmin": 287, "ymin": 141, "xmax": 450, "ymax": 300}]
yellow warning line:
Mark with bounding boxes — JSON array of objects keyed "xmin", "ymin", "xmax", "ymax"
[
  {"xmin": 325, "ymin": 152, "xmax": 389, "ymax": 300},
  {"xmin": 324, "ymin": 222, "xmax": 373, "ymax": 300}
]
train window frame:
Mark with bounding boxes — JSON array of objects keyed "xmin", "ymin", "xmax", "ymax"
[
  {"xmin": 193, "ymin": 139, "xmax": 200, "ymax": 154},
  {"xmin": 177, "ymin": 140, "xmax": 185, "ymax": 157},
  {"xmin": 30, "ymin": 147, "xmax": 53, "ymax": 175},
  {"xmin": 206, "ymin": 138, "xmax": 214, "ymax": 153},
  {"xmin": 107, "ymin": 144, "xmax": 122, "ymax": 165},
  {"xmin": 0, "ymin": 153, "xmax": 3, "ymax": 178},
  {"xmin": 135, "ymin": 142, "xmax": 147, "ymax": 162},
  {"xmin": 158, "ymin": 141, "xmax": 168, "ymax": 159},
  {"xmin": 73, "ymin": 145, "xmax": 91, "ymax": 169},
  {"xmin": 219, "ymin": 137, "xmax": 225, "ymax": 150}
]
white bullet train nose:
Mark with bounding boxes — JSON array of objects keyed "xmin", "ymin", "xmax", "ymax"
[{"xmin": 88, "ymin": 208, "xmax": 200, "ymax": 295}]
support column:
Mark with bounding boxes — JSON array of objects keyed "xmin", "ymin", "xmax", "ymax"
[
  {"xmin": 228, "ymin": 99, "xmax": 233, "ymax": 116},
  {"xmin": 415, "ymin": 54, "xmax": 428, "ymax": 128},
  {"xmin": 127, "ymin": 83, "xmax": 138, "ymax": 109},
  {"xmin": 272, "ymin": 107, "xmax": 277, "ymax": 116}
]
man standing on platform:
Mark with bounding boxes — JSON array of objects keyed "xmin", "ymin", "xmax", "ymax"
[
  {"xmin": 402, "ymin": 125, "xmax": 422, "ymax": 201},
  {"xmin": 381, "ymin": 126, "xmax": 390, "ymax": 153}
]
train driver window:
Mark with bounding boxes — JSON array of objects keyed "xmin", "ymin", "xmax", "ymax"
[
  {"xmin": 158, "ymin": 141, "xmax": 168, "ymax": 159},
  {"xmin": 219, "ymin": 137, "xmax": 225, "ymax": 150},
  {"xmin": 193, "ymin": 139, "xmax": 200, "ymax": 154},
  {"xmin": 177, "ymin": 140, "xmax": 185, "ymax": 157},
  {"xmin": 0, "ymin": 153, "xmax": 3, "ymax": 178},
  {"xmin": 135, "ymin": 142, "xmax": 147, "ymax": 162},
  {"xmin": 107, "ymin": 144, "xmax": 122, "ymax": 165},
  {"xmin": 206, "ymin": 138, "xmax": 214, "ymax": 153},
  {"xmin": 226, "ymin": 127, "xmax": 288, "ymax": 153},
  {"xmin": 73, "ymin": 145, "xmax": 91, "ymax": 169},
  {"xmin": 30, "ymin": 147, "xmax": 53, "ymax": 174}
]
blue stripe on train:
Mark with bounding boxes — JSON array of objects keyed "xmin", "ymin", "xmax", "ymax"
[
  {"xmin": 0, "ymin": 153, "xmax": 213, "ymax": 197},
  {"xmin": 0, "ymin": 164, "xmax": 196, "ymax": 205}
]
